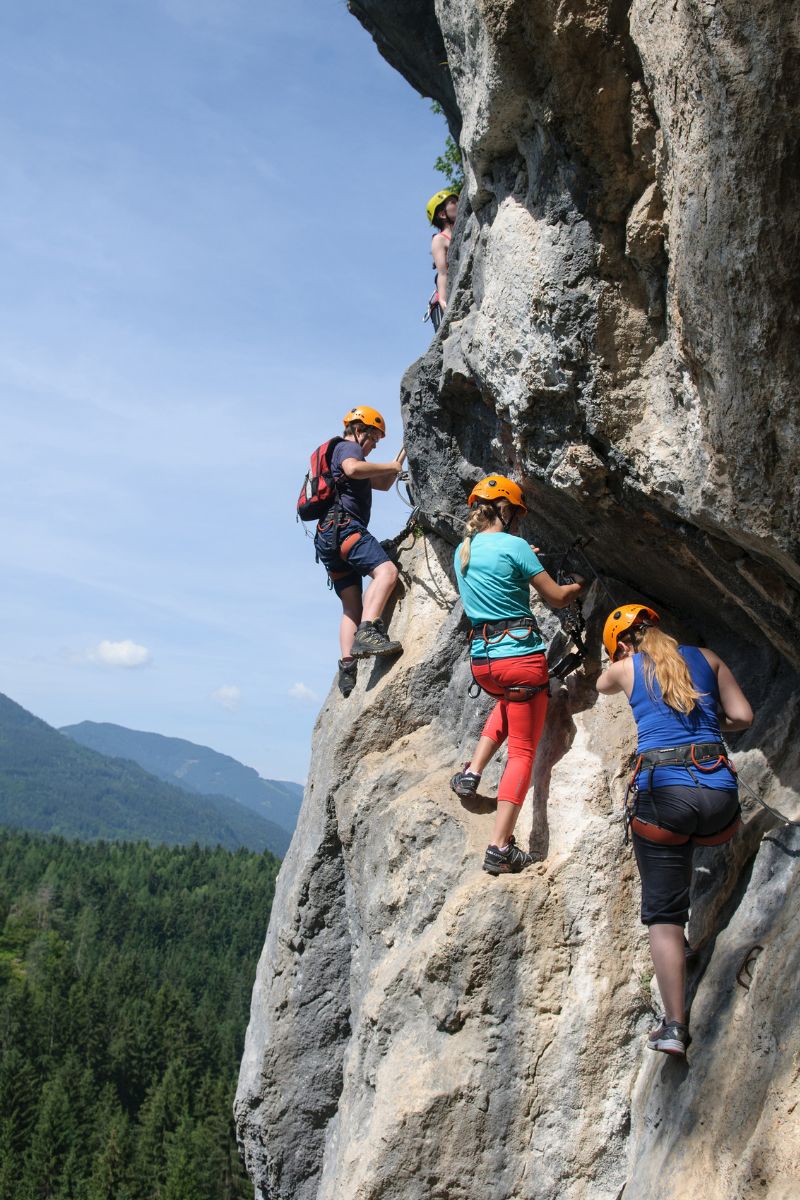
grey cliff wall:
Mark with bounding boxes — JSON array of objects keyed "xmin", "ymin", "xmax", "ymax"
[{"xmin": 236, "ymin": 2, "xmax": 800, "ymax": 1197}]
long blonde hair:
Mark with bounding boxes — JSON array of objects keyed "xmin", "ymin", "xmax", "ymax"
[
  {"xmin": 628, "ymin": 625, "xmax": 703, "ymax": 713},
  {"xmin": 458, "ymin": 500, "xmax": 514, "ymax": 572}
]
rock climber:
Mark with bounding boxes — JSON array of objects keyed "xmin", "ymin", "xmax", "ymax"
[
  {"xmin": 596, "ymin": 604, "xmax": 753, "ymax": 1057},
  {"xmin": 450, "ymin": 475, "xmax": 585, "ymax": 875},
  {"xmin": 426, "ymin": 188, "xmax": 459, "ymax": 331},
  {"xmin": 314, "ymin": 407, "xmax": 405, "ymax": 698}
]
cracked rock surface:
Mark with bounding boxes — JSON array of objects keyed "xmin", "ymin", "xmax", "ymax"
[{"xmin": 236, "ymin": 1, "xmax": 799, "ymax": 1196}]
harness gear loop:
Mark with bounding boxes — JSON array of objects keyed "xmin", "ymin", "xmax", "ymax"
[
  {"xmin": 690, "ymin": 744, "xmax": 729, "ymax": 773},
  {"xmin": 339, "ymin": 530, "xmax": 363, "ymax": 560}
]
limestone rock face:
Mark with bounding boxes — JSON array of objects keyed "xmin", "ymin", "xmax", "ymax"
[{"xmin": 236, "ymin": 2, "xmax": 800, "ymax": 1196}]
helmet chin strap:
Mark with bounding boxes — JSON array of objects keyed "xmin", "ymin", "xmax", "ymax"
[{"xmin": 495, "ymin": 503, "xmax": 513, "ymax": 533}]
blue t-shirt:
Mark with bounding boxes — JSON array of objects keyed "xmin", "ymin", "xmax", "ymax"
[
  {"xmin": 454, "ymin": 532, "xmax": 546, "ymax": 660},
  {"xmin": 332, "ymin": 439, "xmax": 372, "ymax": 525},
  {"xmin": 630, "ymin": 646, "xmax": 736, "ymax": 789}
]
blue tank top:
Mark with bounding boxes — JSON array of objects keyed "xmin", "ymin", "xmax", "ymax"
[{"xmin": 629, "ymin": 646, "xmax": 736, "ymax": 789}]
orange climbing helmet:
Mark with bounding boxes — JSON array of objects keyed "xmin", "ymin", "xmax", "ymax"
[
  {"xmin": 603, "ymin": 604, "xmax": 660, "ymax": 658},
  {"xmin": 468, "ymin": 475, "xmax": 527, "ymax": 513},
  {"xmin": 343, "ymin": 406, "xmax": 386, "ymax": 437}
]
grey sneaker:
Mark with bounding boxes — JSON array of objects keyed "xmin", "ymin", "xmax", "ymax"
[
  {"xmin": 483, "ymin": 836, "xmax": 534, "ymax": 876},
  {"xmin": 450, "ymin": 766, "xmax": 481, "ymax": 797},
  {"xmin": 647, "ymin": 1018, "xmax": 691, "ymax": 1056},
  {"xmin": 350, "ymin": 619, "xmax": 402, "ymax": 659},
  {"xmin": 337, "ymin": 658, "xmax": 357, "ymax": 698}
]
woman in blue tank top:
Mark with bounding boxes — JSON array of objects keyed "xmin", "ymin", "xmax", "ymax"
[{"xmin": 596, "ymin": 604, "xmax": 753, "ymax": 1056}]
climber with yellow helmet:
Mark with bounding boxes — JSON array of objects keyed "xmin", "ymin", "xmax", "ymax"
[
  {"xmin": 425, "ymin": 187, "xmax": 460, "ymax": 331},
  {"xmin": 596, "ymin": 604, "xmax": 753, "ymax": 1056},
  {"xmin": 313, "ymin": 407, "xmax": 405, "ymax": 696},
  {"xmin": 451, "ymin": 475, "xmax": 584, "ymax": 875}
]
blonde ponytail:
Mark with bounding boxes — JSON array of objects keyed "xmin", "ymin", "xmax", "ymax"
[
  {"xmin": 459, "ymin": 502, "xmax": 498, "ymax": 572},
  {"xmin": 635, "ymin": 626, "xmax": 703, "ymax": 713}
]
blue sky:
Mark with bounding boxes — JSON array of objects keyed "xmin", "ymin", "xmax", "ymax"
[{"xmin": 0, "ymin": 0, "xmax": 449, "ymax": 782}]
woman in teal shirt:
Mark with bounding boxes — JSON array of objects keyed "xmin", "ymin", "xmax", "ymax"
[{"xmin": 452, "ymin": 476, "xmax": 583, "ymax": 875}]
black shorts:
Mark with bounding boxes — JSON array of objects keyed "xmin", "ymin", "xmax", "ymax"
[{"xmin": 632, "ymin": 784, "xmax": 741, "ymax": 926}]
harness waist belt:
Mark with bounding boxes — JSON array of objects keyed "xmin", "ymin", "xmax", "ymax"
[
  {"xmin": 468, "ymin": 617, "xmax": 538, "ymax": 640},
  {"xmin": 637, "ymin": 742, "xmax": 727, "ymax": 769}
]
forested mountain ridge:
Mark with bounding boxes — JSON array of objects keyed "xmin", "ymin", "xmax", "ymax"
[
  {"xmin": 0, "ymin": 830, "xmax": 279, "ymax": 1199},
  {"xmin": 60, "ymin": 721, "xmax": 303, "ymax": 836},
  {"xmin": 0, "ymin": 694, "xmax": 289, "ymax": 855}
]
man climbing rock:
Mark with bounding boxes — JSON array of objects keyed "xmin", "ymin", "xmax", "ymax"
[
  {"xmin": 426, "ymin": 188, "xmax": 459, "ymax": 331},
  {"xmin": 314, "ymin": 407, "xmax": 405, "ymax": 698}
]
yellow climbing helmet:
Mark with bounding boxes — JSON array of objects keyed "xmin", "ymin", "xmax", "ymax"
[
  {"xmin": 468, "ymin": 475, "xmax": 527, "ymax": 513},
  {"xmin": 603, "ymin": 604, "xmax": 660, "ymax": 658},
  {"xmin": 343, "ymin": 406, "xmax": 386, "ymax": 437},
  {"xmin": 426, "ymin": 187, "xmax": 460, "ymax": 225}
]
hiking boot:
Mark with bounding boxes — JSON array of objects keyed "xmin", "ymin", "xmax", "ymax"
[
  {"xmin": 483, "ymin": 836, "xmax": 534, "ymax": 876},
  {"xmin": 350, "ymin": 619, "xmax": 403, "ymax": 659},
  {"xmin": 647, "ymin": 1017, "xmax": 691, "ymax": 1057},
  {"xmin": 337, "ymin": 658, "xmax": 358, "ymax": 698},
  {"xmin": 450, "ymin": 766, "xmax": 481, "ymax": 798}
]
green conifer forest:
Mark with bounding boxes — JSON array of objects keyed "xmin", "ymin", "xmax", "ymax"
[{"xmin": 0, "ymin": 831, "xmax": 280, "ymax": 1199}]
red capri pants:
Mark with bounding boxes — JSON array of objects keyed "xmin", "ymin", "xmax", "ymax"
[{"xmin": 471, "ymin": 652, "xmax": 549, "ymax": 805}]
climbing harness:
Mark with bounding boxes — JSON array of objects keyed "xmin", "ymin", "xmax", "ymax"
[
  {"xmin": 467, "ymin": 617, "xmax": 542, "ymax": 644},
  {"xmin": 424, "ymin": 225, "xmax": 452, "ymax": 329},
  {"xmin": 622, "ymin": 741, "xmax": 741, "ymax": 846},
  {"xmin": 466, "ymin": 618, "xmax": 549, "ymax": 704},
  {"xmin": 621, "ymin": 740, "xmax": 798, "ymax": 846},
  {"xmin": 468, "ymin": 656, "xmax": 549, "ymax": 705},
  {"xmin": 468, "ymin": 627, "xmax": 548, "ymax": 699}
]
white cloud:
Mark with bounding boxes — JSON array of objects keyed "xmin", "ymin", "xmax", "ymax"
[
  {"xmin": 212, "ymin": 684, "xmax": 241, "ymax": 711},
  {"xmin": 289, "ymin": 682, "xmax": 317, "ymax": 703},
  {"xmin": 88, "ymin": 639, "xmax": 151, "ymax": 668}
]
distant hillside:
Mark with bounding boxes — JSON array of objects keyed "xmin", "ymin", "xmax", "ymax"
[
  {"xmin": 0, "ymin": 694, "xmax": 290, "ymax": 855},
  {"xmin": 60, "ymin": 721, "xmax": 303, "ymax": 835},
  {"xmin": 0, "ymin": 829, "xmax": 279, "ymax": 1198}
]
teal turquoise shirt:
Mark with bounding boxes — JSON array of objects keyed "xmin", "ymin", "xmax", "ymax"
[{"xmin": 454, "ymin": 532, "xmax": 546, "ymax": 660}]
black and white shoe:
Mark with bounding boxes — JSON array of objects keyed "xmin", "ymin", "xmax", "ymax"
[
  {"xmin": 647, "ymin": 1017, "xmax": 691, "ymax": 1057},
  {"xmin": 450, "ymin": 766, "xmax": 481, "ymax": 797},
  {"xmin": 483, "ymin": 836, "xmax": 534, "ymax": 876}
]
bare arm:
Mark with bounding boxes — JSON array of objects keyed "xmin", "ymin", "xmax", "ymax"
[
  {"xmin": 700, "ymin": 649, "xmax": 754, "ymax": 731},
  {"xmin": 341, "ymin": 457, "xmax": 403, "ymax": 483},
  {"xmin": 373, "ymin": 448, "xmax": 407, "ymax": 490},
  {"xmin": 370, "ymin": 468, "xmax": 401, "ymax": 492},
  {"xmin": 432, "ymin": 235, "xmax": 449, "ymax": 307},
  {"xmin": 530, "ymin": 570, "xmax": 584, "ymax": 610},
  {"xmin": 596, "ymin": 658, "xmax": 634, "ymax": 697}
]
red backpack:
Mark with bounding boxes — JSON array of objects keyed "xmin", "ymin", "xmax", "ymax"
[{"xmin": 296, "ymin": 436, "xmax": 343, "ymax": 522}]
